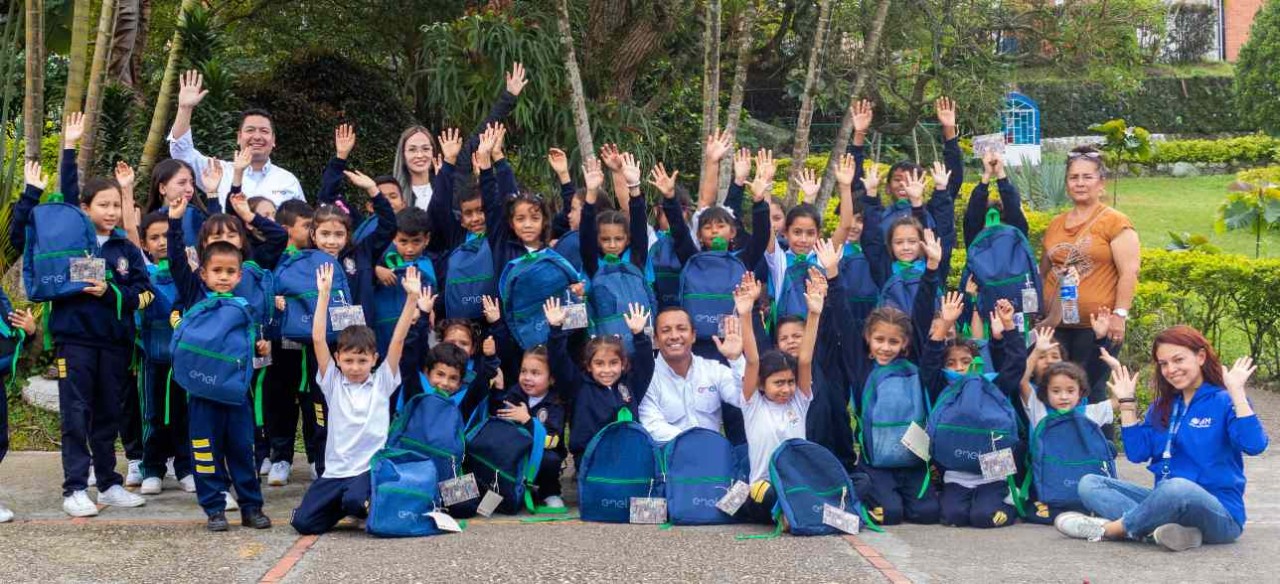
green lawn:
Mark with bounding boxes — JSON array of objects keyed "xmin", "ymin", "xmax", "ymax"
[{"xmin": 1110, "ymin": 174, "xmax": 1280, "ymax": 258}]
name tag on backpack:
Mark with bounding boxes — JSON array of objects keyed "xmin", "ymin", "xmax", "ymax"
[
  {"xmin": 629, "ymin": 497, "xmax": 668, "ymax": 524},
  {"xmin": 70, "ymin": 257, "xmax": 106, "ymax": 283},
  {"xmin": 253, "ymin": 354, "xmax": 272, "ymax": 369},
  {"xmin": 281, "ymin": 339, "xmax": 304, "ymax": 350},
  {"xmin": 439, "ymin": 473, "xmax": 480, "ymax": 506},
  {"xmin": 563, "ymin": 302, "xmax": 588, "ymax": 330},
  {"xmin": 476, "ymin": 490, "xmax": 503, "ymax": 518},
  {"xmin": 715, "ymin": 480, "xmax": 750, "ymax": 516},
  {"xmin": 900, "ymin": 421, "xmax": 931, "ymax": 461},
  {"xmin": 329, "ymin": 305, "xmax": 367, "ymax": 331},
  {"xmin": 980, "ymin": 448, "xmax": 1018, "ymax": 480},
  {"xmin": 823, "ymin": 504, "xmax": 861, "ymax": 534},
  {"xmin": 427, "ymin": 511, "xmax": 463, "ymax": 533}
]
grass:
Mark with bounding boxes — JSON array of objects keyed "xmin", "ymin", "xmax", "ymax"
[{"xmin": 1110, "ymin": 174, "xmax": 1280, "ymax": 258}]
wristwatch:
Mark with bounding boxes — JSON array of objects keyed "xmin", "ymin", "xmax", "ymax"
[{"xmin": 1113, "ymin": 308, "xmax": 1129, "ymax": 319}]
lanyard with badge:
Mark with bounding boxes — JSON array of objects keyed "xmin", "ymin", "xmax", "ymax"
[{"xmin": 1161, "ymin": 400, "xmax": 1186, "ymax": 479}]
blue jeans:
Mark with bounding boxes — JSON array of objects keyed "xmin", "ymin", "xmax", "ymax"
[{"xmin": 1078, "ymin": 475, "xmax": 1243, "ymax": 544}]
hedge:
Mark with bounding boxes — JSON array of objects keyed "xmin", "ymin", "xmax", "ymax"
[
  {"xmin": 1147, "ymin": 134, "xmax": 1280, "ymax": 166},
  {"xmin": 1018, "ymin": 76, "xmax": 1249, "ymax": 138}
]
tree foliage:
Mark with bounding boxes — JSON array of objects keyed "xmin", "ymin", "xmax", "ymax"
[{"xmin": 1236, "ymin": 0, "xmax": 1280, "ymax": 135}]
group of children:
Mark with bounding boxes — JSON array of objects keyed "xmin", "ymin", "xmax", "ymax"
[{"xmin": 0, "ymin": 67, "xmax": 1125, "ymax": 537}]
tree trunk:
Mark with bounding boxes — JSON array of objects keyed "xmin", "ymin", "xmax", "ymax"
[
  {"xmin": 783, "ymin": 0, "xmax": 833, "ymax": 206},
  {"xmin": 814, "ymin": 0, "xmax": 893, "ymax": 213},
  {"xmin": 602, "ymin": 21, "xmax": 662, "ymax": 102},
  {"xmin": 556, "ymin": 0, "xmax": 595, "ymax": 160},
  {"xmin": 24, "ymin": 0, "xmax": 45, "ymax": 162},
  {"xmin": 700, "ymin": 0, "xmax": 721, "ymax": 141},
  {"xmin": 138, "ymin": 0, "xmax": 197, "ymax": 179},
  {"xmin": 718, "ymin": 1, "xmax": 756, "ymax": 202},
  {"xmin": 78, "ymin": 0, "xmax": 118, "ymax": 175},
  {"xmin": 63, "ymin": 0, "xmax": 91, "ymax": 115},
  {"xmin": 108, "ymin": 0, "xmax": 140, "ymax": 86}
]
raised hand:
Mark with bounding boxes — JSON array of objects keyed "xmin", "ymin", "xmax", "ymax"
[
  {"xmin": 834, "ymin": 153, "xmax": 857, "ymax": 186},
  {"xmin": 935, "ymin": 97, "xmax": 957, "ymax": 128},
  {"xmin": 547, "ymin": 147, "xmax": 570, "ymax": 181},
  {"xmin": 229, "ymin": 193, "xmax": 253, "ymax": 221},
  {"xmin": 402, "ymin": 267, "xmax": 423, "ymax": 297},
  {"xmin": 582, "ymin": 157, "xmax": 604, "ymax": 201},
  {"xmin": 334, "ymin": 124, "xmax": 356, "ymax": 159},
  {"xmin": 114, "ymin": 161, "xmax": 136, "ymax": 191},
  {"xmin": 712, "ymin": 315, "xmax": 744, "ymax": 360},
  {"xmin": 922, "ymin": 229, "xmax": 942, "ymax": 267},
  {"xmin": 624, "ymin": 302, "xmax": 651, "ymax": 335},
  {"xmin": 438, "ymin": 128, "xmax": 462, "ymax": 164},
  {"xmin": 851, "ymin": 99, "xmax": 874, "ymax": 134},
  {"xmin": 475, "ymin": 125, "xmax": 498, "ymax": 168},
  {"xmin": 177, "ymin": 70, "xmax": 209, "ymax": 109},
  {"xmin": 620, "ymin": 151, "xmax": 642, "ymax": 187},
  {"xmin": 733, "ymin": 272, "xmax": 761, "ymax": 316},
  {"xmin": 1223, "ymin": 356, "xmax": 1256, "ymax": 395},
  {"xmin": 600, "ymin": 143, "xmax": 623, "ymax": 171},
  {"xmin": 24, "ymin": 160, "xmax": 45, "ymax": 190},
  {"xmin": 482, "ymin": 295, "xmax": 501, "ymax": 324},
  {"xmin": 805, "ymin": 270, "xmax": 827, "ymax": 314},
  {"xmin": 491, "ymin": 123, "xmax": 507, "ymax": 158},
  {"xmin": 648, "ymin": 163, "xmax": 679, "ymax": 199},
  {"xmin": 201, "ymin": 157, "xmax": 223, "ymax": 193},
  {"xmin": 930, "ymin": 161, "xmax": 951, "ymax": 192},
  {"xmin": 982, "ymin": 150, "xmax": 1004, "ymax": 181},
  {"xmin": 343, "ymin": 170, "xmax": 377, "ymax": 194},
  {"xmin": 989, "ymin": 310, "xmax": 1005, "ymax": 337},
  {"xmin": 1098, "ymin": 346, "xmax": 1122, "ymax": 373},
  {"xmin": 994, "ymin": 298, "xmax": 1015, "ymax": 329},
  {"xmin": 940, "ymin": 291, "xmax": 965, "ymax": 324},
  {"xmin": 733, "ymin": 148, "xmax": 753, "ymax": 185},
  {"xmin": 704, "ymin": 128, "xmax": 733, "ymax": 163},
  {"xmin": 796, "ymin": 167, "xmax": 820, "ymax": 202},
  {"xmin": 861, "ymin": 161, "xmax": 881, "ymax": 196},
  {"xmin": 233, "ymin": 148, "xmax": 252, "ymax": 174},
  {"xmin": 168, "ymin": 189, "xmax": 189, "ymax": 220},
  {"xmin": 482, "ymin": 336, "xmax": 496, "ymax": 357},
  {"xmin": 63, "ymin": 112, "xmax": 86, "ymax": 148},
  {"xmin": 904, "ymin": 168, "xmax": 927, "ymax": 206},
  {"xmin": 316, "ymin": 263, "xmax": 334, "ymax": 295},
  {"xmin": 755, "ymin": 149, "xmax": 777, "ymax": 184},
  {"xmin": 506, "ymin": 62, "xmax": 529, "ymax": 96},
  {"xmin": 1107, "ymin": 365, "xmax": 1139, "ymax": 401},
  {"xmin": 814, "ymin": 237, "xmax": 843, "ymax": 277},
  {"xmin": 543, "ymin": 296, "xmax": 566, "ymax": 327}
]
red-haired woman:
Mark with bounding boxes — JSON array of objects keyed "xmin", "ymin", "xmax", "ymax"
[{"xmin": 1055, "ymin": 326, "xmax": 1268, "ymax": 551}]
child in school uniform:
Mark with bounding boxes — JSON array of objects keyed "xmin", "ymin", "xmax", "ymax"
[
  {"xmin": 493, "ymin": 344, "xmax": 569, "ymax": 509},
  {"xmin": 289, "ymin": 263, "xmax": 420, "ymax": 535},
  {"xmin": 0, "ymin": 297, "xmax": 39, "ymax": 522}
]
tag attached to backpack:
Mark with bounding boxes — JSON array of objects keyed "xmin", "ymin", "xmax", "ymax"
[
  {"xmin": 980, "ymin": 448, "xmax": 1017, "ymax": 480},
  {"xmin": 70, "ymin": 257, "xmax": 105, "ymax": 282},
  {"xmin": 822, "ymin": 501, "xmax": 861, "ymax": 535},
  {"xmin": 438, "ymin": 473, "xmax": 480, "ymax": 506},
  {"xmin": 427, "ymin": 511, "xmax": 463, "ymax": 533},
  {"xmin": 716, "ymin": 480, "xmax": 750, "ymax": 516},
  {"xmin": 476, "ymin": 490, "xmax": 503, "ymax": 518},
  {"xmin": 563, "ymin": 297, "xmax": 588, "ymax": 331},
  {"xmin": 900, "ymin": 421, "xmax": 931, "ymax": 461},
  {"xmin": 329, "ymin": 304, "xmax": 366, "ymax": 331},
  {"xmin": 630, "ymin": 496, "xmax": 668, "ymax": 524},
  {"xmin": 253, "ymin": 353, "xmax": 272, "ymax": 370}
]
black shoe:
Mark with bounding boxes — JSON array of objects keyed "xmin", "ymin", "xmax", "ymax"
[
  {"xmin": 207, "ymin": 512, "xmax": 230, "ymax": 532},
  {"xmin": 241, "ymin": 508, "xmax": 273, "ymax": 529}
]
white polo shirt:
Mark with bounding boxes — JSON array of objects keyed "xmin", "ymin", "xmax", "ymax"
[
  {"xmin": 639, "ymin": 354, "xmax": 745, "ymax": 443},
  {"xmin": 168, "ymin": 129, "xmax": 305, "ymax": 209},
  {"xmin": 316, "ymin": 361, "xmax": 401, "ymax": 478}
]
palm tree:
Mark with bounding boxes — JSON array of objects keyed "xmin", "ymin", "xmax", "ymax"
[
  {"xmin": 784, "ymin": 0, "xmax": 833, "ymax": 206},
  {"xmin": 718, "ymin": 1, "xmax": 757, "ymax": 202},
  {"xmin": 139, "ymin": 0, "xmax": 198, "ymax": 178},
  {"xmin": 78, "ymin": 0, "xmax": 119, "ymax": 175},
  {"xmin": 24, "ymin": 0, "xmax": 45, "ymax": 161}
]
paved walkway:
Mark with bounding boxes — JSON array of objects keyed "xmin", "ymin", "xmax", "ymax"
[{"xmin": 2, "ymin": 388, "xmax": 1278, "ymax": 582}]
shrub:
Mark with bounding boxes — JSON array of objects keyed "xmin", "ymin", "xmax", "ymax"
[
  {"xmin": 1237, "ymin": 166, "xmax": 1280, "ymax": 186},
  {"xmin": 1147, "ymin": 134, "xmax": 1280, "ymax": 166},
  {"xmin": 1235, "ymin": 0, "xmax": 1280, "ymax": 135},
  {"xmin": 1019, "ymin": 76, "xmax": 1248, "ymax": 137}
]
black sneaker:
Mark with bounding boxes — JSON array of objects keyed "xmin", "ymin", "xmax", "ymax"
[
  {"xmin": 241, "ymin": 508, "xmax": 273, "ymax": 529},
  {"xmin": 207, "ymin": 512, "xmax": 230, "ymax": 532}
]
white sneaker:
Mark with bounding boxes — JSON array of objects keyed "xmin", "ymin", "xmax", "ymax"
[
  {"xmin": 125, "ymin": 460, "xmax": 143, "ymax": 487},
  {"xmin": 179, "ymin": 475, "xmax": 197, "ymax": 493},
  {"xmin": 259, "ymin": 458, "xmax": 273, "ymax": 476},
  {"xmin": 309, "ymin": 463, "xmax": 319, "ymax": 481},
  {"xmin": 166, "ymin": 459, "xmax": 177, "ymax": 480},
  {"xmin": 0, "ymin": 502, "xmax": 13, "ymax": 523},
  {"xmin": 1152, "ymin": 523, "xmax": 1203, "ymax": 552},
  {"xmin": 268, "ymin": 462, "xmax": 292, "ymax": 486},
  {"xmin": 63, "ymin": 490, "xmax": 99, "ymax": 517},
  {"xmin": 543, "ymin": 495, "xmax": 566, "ymax": 509},
  {"xmin": 1054, "ymin": 511, "xmax": 1107, "ymax": 542},
  {"xmin": 224, "ymin": 492, "xmax": 239, "ymax": 511},
  {"xmin": 87, "ymin": 467, "xmax": 96, "ymax": 488},
  {"xmin": 98, "ymin": 485, "xmax": 146, "ymax": 508},
  {"xmin": 140, "ymin": 477, "xmax": 163, "ymax": 495}
]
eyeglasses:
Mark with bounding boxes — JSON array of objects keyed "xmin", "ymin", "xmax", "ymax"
[{"xmin": 1067, "ymin": 151, "xmax": 1103, "ymax": 160}]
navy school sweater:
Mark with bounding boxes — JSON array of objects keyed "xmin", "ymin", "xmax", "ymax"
[{"xmin": 547, "ymin": 325, "xmax": 656, "ymax": 456}]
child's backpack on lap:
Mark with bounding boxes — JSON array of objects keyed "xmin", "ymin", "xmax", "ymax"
[
  {"xmin": 170, "ymin": 295, "xmax": 255, "ymax": 405},
  {"xmin": 927, "ymin": 374, "xmax": 1020, "ymax": 474},
  {"xmin": 498, "ymin": 249, "xmax": 578, "ymax": 349},
  {"xmin": 444, "ymin": 235, "xmax": 495, "ymax": 320},
  {"xmin": 577, "ymin": 420, "xmax": 661, "ymax": 523},
  {"xmin": 366, "ymin": 448, "xmax": 445, "ymax": 537},
  {"xmin": 386, "ymin": 391, "xmax": 467, "ymax": 494},
  {"xmin": 770, "ymin": 439, "xmax": 867, "ymax": 536},
  {"xmin": 22, "ymin": 195, "xmax": 99, "ymax": 301},
  {"xmin": 661, "ymin": 427, "xmax": 738, "ymax": 525},
  {"xmin": 679, "ymin": 250, "xmax": 747, "ymax": 340},
  {"xmin": 1029, "ymin": 408, "xmax": 1117, "ymax": 511},
  {"xmin": 963, "ymin": 212, "xmax": 1041, "ymax": 316},
  {"xmin": 139, "ymin": 262, "xmax": 179, "ymax": 363},
  {"xmin": 274, "ymin": 250, "xmax": 350, "ymax": 342},
  {"xmin": 458, "ymin": 416, "xmax": 546, "ymax": 515},
  {"xmin": 858, "ymin": 361, "xmax": 930, "ymax": 469},
  {"xmin": 588, "ymin": 259, "xmax": 655, "ymax": 353}
]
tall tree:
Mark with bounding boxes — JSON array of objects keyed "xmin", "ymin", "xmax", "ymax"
[
  {"xmin": 24, "ymin": 0, "xmax": 45, "ymax": 161},
  {"xmin": 815, "ymin": 0, "xmax": 892, "ymax": 212},
  {"xmin": 62, "ymin": 0, "xmax": 92, "ymax": 115},
  {"xmin": 138, "ymin": 0, "xmax": 198, "ymax": 178},
  {"xmin": 108, "ymin": 0, "xmax": 143, "ymax": 87},
  {"xmin": 78, "ymin": 0, "xmax": 118, "ymax": 174},
  {"xmin": 700, "ymin": 0, "xmax": 722, "ymax": 141},
  {"xmin": 557, "ymin": 0, "xmax": 594, "ymax": 159},
  {"xmin": 783, "ymin": 0, "xmax": 833, "ymax": 206},
  {"xmin": 718, "ymin": 1, "xmax": 756, "ymax": 201}
]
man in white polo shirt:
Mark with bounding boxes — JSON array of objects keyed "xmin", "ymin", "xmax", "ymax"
[
  {"xmin": 639, "ymin": 307, "xmax": 745, "ymax": 442},
  {"xmin": 167, "ymin": 69, "xmax": 305, "ymax": 209}
]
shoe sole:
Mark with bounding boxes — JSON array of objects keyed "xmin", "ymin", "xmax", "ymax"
[
  {"xmin": 267, "ymin": 478, "xmax": 289, "ymax": 487},
  {"xmin": 140, "ymin": 488, "xmax": 162, "ymax": 495},
  {"xmin": 100, "ymin": 499, "xmax": 147, "ymax": 508},
  {"xmin": 1154, "ymin": 524, "xmax": 1203, "ymax": 552},
  {"xmin": 207, "ymin": 524, "xmax": 229, "ymax": 532}
]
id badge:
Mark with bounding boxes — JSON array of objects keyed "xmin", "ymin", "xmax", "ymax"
[
  {"xmin": 427, "ymin": 511, "xmax": 463, "ymax": 533},
  {"xmin": 476, "ymin": 490, "xmax": 504, "ymax": 518},
  {"xmin": 253, "ymin": 353, "xmax": 273, "ymax": 370},
  {"xmin": 715, "ymin": 480, "xmax": 750, "ymax": 516},
  {"xmin": 280, "ymin": 339, "xmax": 304, "ymax": 351},
  {"xmin": 439, "ymin": 473, "xmax": 480, "ymax": 506},
  {"xmin": 69, "ymin": 257, "xmax": 106, "ymax": 283},
  {"xmin": 629, "ymin": 497, "xmax": 668, "ymax": 524},
  {"xmin": 900, "ymin": 421, "xmax": 931, "ymax": 462},
  {"xmin": 329, "ymin": 305, "xmax": 367, "ymax": 331},
  {"xmin": 563, "ymin": 302, "xmax": 588, "ymax": 331},
  {"xmin": 822, "ymin": 503, "xmax": 861, "ymax": 534},
  {"xmin": 979, "ymin": 448, "xmax": 1018, "ymax": 480}
]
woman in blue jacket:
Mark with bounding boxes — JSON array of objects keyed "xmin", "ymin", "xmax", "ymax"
[{"xmin": 1055, "ymin": 325, "xmax": 1268, "ymax": 551}]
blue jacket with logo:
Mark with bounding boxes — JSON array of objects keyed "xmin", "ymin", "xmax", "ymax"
[{"xmin": 1122, "ymin": 383, "xmax": 1269, "ymax": 528}]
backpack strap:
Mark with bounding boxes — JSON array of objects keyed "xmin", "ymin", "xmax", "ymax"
[
  {"xmin": 298, "ymin": 345, "xmax": 309, "ymax": 393},
  {"xmin": 254, "ymin": 368, "xmax": 267, "ymax": 427},
  {"xmin": 4, "ymin": 330, "xmax": 26, "ymax": 389},
  {"xmin": 616, "ymin": 407, "xmax": 634, "ymax": 423},
  {"xmin": 985, "ymin": 207, "xmax": 1001, "ymax": 228},
  {"xmin": 164, "ymin": 368, "xmax": 174, "ymax": 426}
]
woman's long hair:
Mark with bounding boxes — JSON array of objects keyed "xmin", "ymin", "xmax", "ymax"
[
  {"xmin": 392, "ymin": 125, "xmax": 436, "ymax": 207},
  {"xmin": 1149, "ymin": 325, "xmax": 1225, "ymax": 429}
]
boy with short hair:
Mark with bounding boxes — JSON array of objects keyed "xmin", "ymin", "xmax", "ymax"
[{"xmin": 289, "ymin": 263, "xmax": 420, "ymax": 535}]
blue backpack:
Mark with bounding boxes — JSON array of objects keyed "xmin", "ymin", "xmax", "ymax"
[
  {"xmin": 878, "ymin": 262, "xmax": 925, "ymax": 312},
  {"xmin": 963, "ymin": 217, "xmax": 1042, "ymax": 316},
  {"xmin": 577, "ymin": 420, "xmax": 661, "ymax": 523},
  {"xmin": 373, "ymin": 254, "xmax": 438, "ymax": 355},
  {"xmin": 22, "ymin": 196, "xmax": 99, "ymax": 302},
  {"xmin": 353, "ymin": 215, "xmax": 378, "ymax": 247},
  {"xmin": 366, "ymin": 448, "xmax": 445, "ymax": 538},
  {"xmin": 139, "ymin": 262, "xmax": 179, "ymax": 363},
  {"xmin": 386, "ymin": 391, "xmax": 467, "ymax": 492},
  {"xmin": 458, "ymin": 417, "xmax": 547, "ymax": 516},
  {"xmin": 661, "ymin": 428, "xmax": 738, "ymax": 525},
  {"xmin": 877, "ymin": 199, "xmax": 936, "ymax": 241},
  {"xmin": 444, "ymin": 234, "xmax": 495, "ymax": 320},
  {"xmin": 840, "ymin": 243, "xmax": 879, "ymax": 323},
  {"xmin": 1029, "ymin": 409, "xmax": 1117, "ymax": 510},
  {"xmin": 235, "ymin": 260, "xmax": 276, "ymax": 328},
  {"xmin": 857, "ymin": 361, "xmax": 930, "ymax": 469},
  {"xmin": 770, "ymin": 439, "xmax": 867, "ymax": 536},
  {"xmin": 499, "ymin": 249, "xmax": 579, "ymax": 349},
  {"xmin": 927, "ymin": 374, "xmax": 1020, "ymax": 474},
  {"xmin": 170, "ymin": 295, "xmax": 255, "ymax": 405},
  {"xmin": 553, "ymin": 230, "xmax": 583, "ymax": 275},
  {"xmin": 273, "ymin": 250, "xmax": 351, "ymax": 342},
  {"xmin": 775, "ymin": 254, "xmax": 818, "ymax": 319},
  {"xmin": 647, "ymin": 232, "xmax": 683, "ymax": 309},
  {"xmin": 679, "ymin": 250, "xmax": 747, "ymax": 340},
  {"xmin": 588, "ymin": 259, "xmax": 655, "ymax": 353}
]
